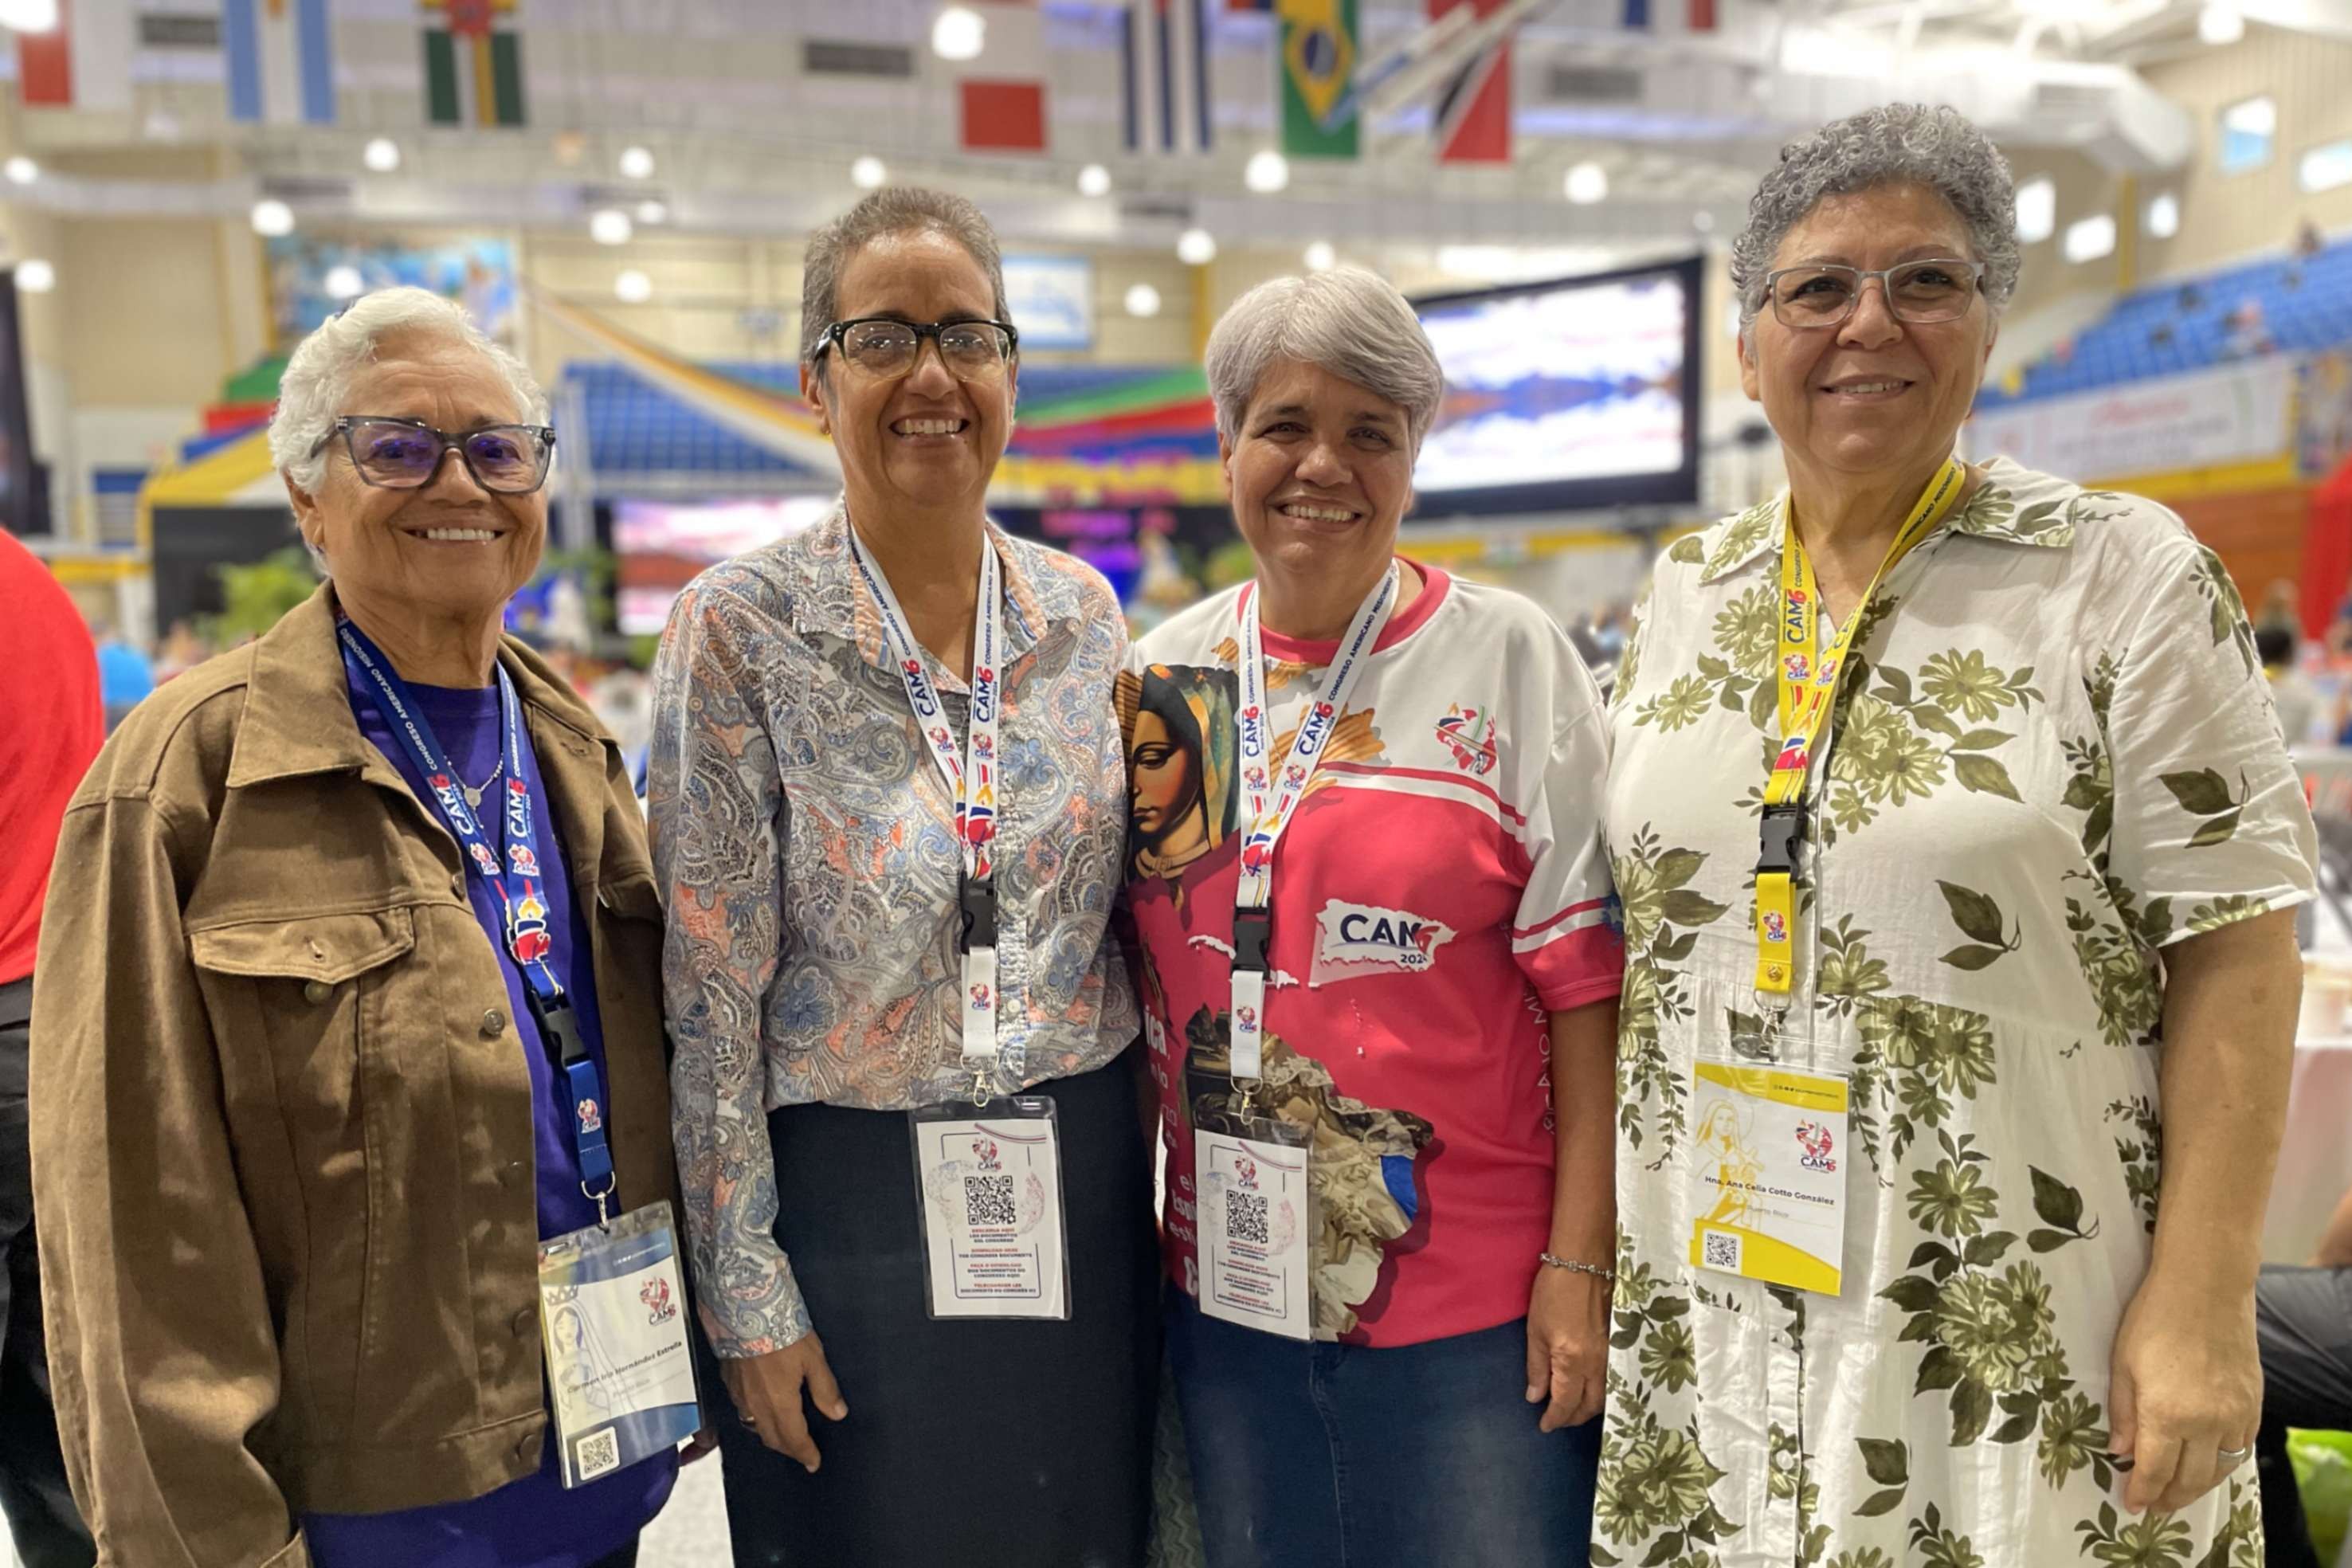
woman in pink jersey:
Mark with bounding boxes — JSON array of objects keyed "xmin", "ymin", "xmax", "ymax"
[{"xmin": 1118, "ymin": 266, "xmax": 1625, "ymax": 1565}]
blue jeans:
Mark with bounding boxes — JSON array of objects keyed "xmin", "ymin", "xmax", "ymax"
[{"xmin": 1166, "ymin": 1289, "xmax": 1600, "ymax": 1567}]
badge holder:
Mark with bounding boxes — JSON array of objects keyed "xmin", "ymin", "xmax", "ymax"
[
  {"xmin": 538, "ymin": 1200, "xmax": 704, "ymax": 1487},
  {"xmin": 1684, "ymin": 1058, "xmax": 1849, "ymax": 1297},
  {"xmin": 910, "ymin": 1094, "xmax": 1071, "ymax": 1321}
]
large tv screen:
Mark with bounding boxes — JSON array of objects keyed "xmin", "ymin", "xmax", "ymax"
[{"xmin": 1411, "ymin": 257, "xmax": 1702, "ymax": 515}]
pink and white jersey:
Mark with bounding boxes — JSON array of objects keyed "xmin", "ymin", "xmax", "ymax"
[{"xmin": 1118, "ymin": 564, "xmax": 1622, "ymax": 1347}]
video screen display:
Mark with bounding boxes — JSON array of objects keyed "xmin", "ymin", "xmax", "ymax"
[
  {"xmin": 1412, "ymin": 257, "xmax": 1701, "ymax": 515},
  {"xmin": 613, "ymin": 496, "xmax": 834, "ymax": 634}
]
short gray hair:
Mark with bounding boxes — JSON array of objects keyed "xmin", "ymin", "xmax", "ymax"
[
  {"xmin": 1730, "ymin": 103, "xmax": 2022, "ymax": 333},
  {"xmin": 269, "ymin": 285, "xmax": 545, "ymax": 496},
  {"xmin": 798, "ymin": 187, "xmax": 1010, "ymax": 377},
  {"xmin": 1205, "ymin": 267, "xmax": 1445, "ymax": 454}
]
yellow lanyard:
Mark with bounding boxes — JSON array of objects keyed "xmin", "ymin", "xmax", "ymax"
[{"xmin": 1753, "ymin": 457, "xmax": 1967, "ymax": 995}]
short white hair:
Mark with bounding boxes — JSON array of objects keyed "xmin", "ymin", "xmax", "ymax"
[
  {"xmin": 1204, "ymin": 266, "xmax": 1445, "ymax": 457},
  {"xmin": 269, "ymin": 286, "xmax": 546, "ymax": 495}
]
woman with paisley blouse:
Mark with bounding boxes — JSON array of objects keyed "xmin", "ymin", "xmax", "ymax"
[
  {"xmin": 647, "ymin": 188, "xmax": 1155, "ymax": 1564},
  {"xmin": 1597, "ymin": 104, "xmax": 2315, "ymax": 1566}
]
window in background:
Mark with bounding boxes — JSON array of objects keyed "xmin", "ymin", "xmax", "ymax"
[
  {"xmin": 2015, "ymin": 177, "xmax": 2056, "ymax": 244},
  {"xmin": 2218, "ymin": 96, "xmax": 2277, "ymax": 174},
  {"xmin": 2300, "ymin": 139, "xmax": 2352, "ymax": 194},
  {"xmin": 2064, "ymin": 214, "xmax": 2117, "ymax": 265},
  {"xmin": 2145, "ymin": 191, "xmax": 2180, "ymax": 240}
]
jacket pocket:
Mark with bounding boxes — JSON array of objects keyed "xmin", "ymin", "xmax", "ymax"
[{"xmin": 189, "ymin": 906, "xmax": 421, "ymax": 1444}]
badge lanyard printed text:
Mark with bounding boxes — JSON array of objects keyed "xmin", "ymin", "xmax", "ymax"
[
  {"xmin": 338, "ymin": 619, "xmax": 617, "ymax": 1221},
  {"xmin": 1229, "ymin": 565, "xmax": 1397, "ymax": 1078},
  {"xmin": 845, "ymin": 523, "xmax": 1009, "ymax": 1094},
  {"xmin": 1753, "ymin": 457, "xmax": 1966, "ymax": 998}
]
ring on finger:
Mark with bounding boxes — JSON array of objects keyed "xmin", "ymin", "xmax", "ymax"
[{"xmin": 2218, "ymin": 1443, "xmax": 2252, "ymax": 1466}]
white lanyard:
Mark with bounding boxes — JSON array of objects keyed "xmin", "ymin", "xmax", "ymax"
[
  {"xmin": 846, "ymin": 521, "xmax": 1007, "ymax": 1075},
  {"xmin": 1228, "ymin": 563, "xmax": 1397, "ymax": 1079}
]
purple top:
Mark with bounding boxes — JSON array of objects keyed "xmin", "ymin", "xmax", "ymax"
[{"xmin": 306, "ymin": 673, "xmax": 676, "ymax": 1568}]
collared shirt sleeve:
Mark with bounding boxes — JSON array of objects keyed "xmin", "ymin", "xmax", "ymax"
[
  {"xmin": 1511, "ymin": 622, "xmax": 1626, "ymax": 1011},
  {"xmin": 649, "ymin": 580, "xmax": 811, "ymax": 1356},
  {"xmin": 32, "ymin": 794, "xmax": 308, "ymax": 1568},
  {"xmin": 2104, "ymin": 537, "xmax": 2319, "ymax": 947}
]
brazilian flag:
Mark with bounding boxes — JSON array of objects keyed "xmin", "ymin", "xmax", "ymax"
[{"xmin": 1280, "ymin": 0, "xmax": 1358, "ymax": 159}]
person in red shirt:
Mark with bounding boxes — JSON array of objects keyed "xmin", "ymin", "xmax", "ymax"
[{"xmin": 0, "ymin": 527, "xmax": 99, "ymax": 1566}]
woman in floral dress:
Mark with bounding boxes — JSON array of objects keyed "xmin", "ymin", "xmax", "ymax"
[{"xmin": 1598, "ymin": 103, "xmax": 2317, "ymax": 1567}]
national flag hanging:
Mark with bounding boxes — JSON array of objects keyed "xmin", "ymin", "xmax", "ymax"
[
  {"xmin": 1123, "ymin": 0, "xmax": 1212, "ymax": 154},
  {"xmin": 1279, "ymin": 0, "xmax": 1356, "ymax": 159},
  {"xmin": 1621, "ymin": 0, "xmax": 1649, "ymax": 25},
  {"xmin": 16, "ymin": 0, "xmax": 135, "ymax": 112},
  {"xmin": 224, "ymin": 0, "xmax": 336, "ymax": 125},
  {"xmin": 1429, "ymin": 0, "xmax": 1507, "ymax": 163},
  {"xmin": 956, "ymin": 0, "xmax": 1048, "ymax": 152},
  {"xmin": 421, "ymin": 0, "xmax": 524, "ymax": 127},
  {"xmin": 1689, "ymin": 0, "xmax": 1716, "ymax": 30}
]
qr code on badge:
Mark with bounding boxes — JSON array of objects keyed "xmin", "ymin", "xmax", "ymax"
[
  {"xmin": 1225, "ymin": 1189, "xmax": 1270, "ymax": 1246},
  {"xmin": 963, "ymin": 1174, "xmax": 1016, "ymax": 1227},
  {"xmin": 1702, "ymin": 1229, "xmax": 1742, "ymax": 1272},
  {"xmin": 574, "ymin": 1426, "xmax": 621, "ymax": 1482}
]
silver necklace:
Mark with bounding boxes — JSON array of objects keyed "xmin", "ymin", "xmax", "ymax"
[{"xmin": 461, "ymin": 755, "xmax": 504, "ymax": 809}]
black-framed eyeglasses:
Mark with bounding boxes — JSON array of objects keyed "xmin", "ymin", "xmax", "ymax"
[
  {"xmin": 1762, "ymin": 258, "xmax": 1988, "ymax": 328},
  {"xmin": 313, "ymin": 416, "xmax": 558, "ymax": 494},
  {"xmin": 814, "ymin": 317, "xmax": 1019, "ymax": 382}
]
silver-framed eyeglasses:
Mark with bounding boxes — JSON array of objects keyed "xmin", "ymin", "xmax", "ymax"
[
  {"xmin": 313, "ymin": 416, "xmax": 557, "ymax": 494},
  {"xmin": 1762, "ymin": 258, "xmax": 1988, "ymax": 328},
  {"xmin": 815, "ymin": 316, "xmax": 1019, "ymax": 382}
]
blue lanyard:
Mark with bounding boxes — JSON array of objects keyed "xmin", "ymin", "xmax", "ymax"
[{"xmin": 337, "ymin": 618, "xmax": 617, "ymax": 1220}]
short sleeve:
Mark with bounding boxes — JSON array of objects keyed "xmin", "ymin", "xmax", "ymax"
[
  {"xmin": 2103, "ymin": 540, "xmax": 2317, "ymax": 946},
  {"xmin": 1510, "ymin": 629, "xmax": 1626, "ymax": 1009}
]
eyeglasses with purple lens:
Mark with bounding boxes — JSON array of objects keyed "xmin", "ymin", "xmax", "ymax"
[{"xmin": 316, "ymin": 416, "xmax": 557, "ymax": 494}]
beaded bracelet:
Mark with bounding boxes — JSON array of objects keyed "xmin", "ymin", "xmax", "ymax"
[{"xmin": 1539, "ymin": 1252, "xmax": 1616, "ymax": 1284}]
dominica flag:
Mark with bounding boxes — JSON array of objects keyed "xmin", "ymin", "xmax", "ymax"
[
  {"xmin": 421, "ymin": 0, "xmax": 524, "ymax": 127},
  {"xmin": 1278, "ymin": 0, "xmax": 1356, "ymax": 159}
]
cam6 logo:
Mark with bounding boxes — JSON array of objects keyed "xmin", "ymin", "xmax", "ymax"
[
  {"xmin": 929, "ymin": 725, "xmax": 953, "ymax": 751},
  {"xmin": 970, "ymin": 664, "xmax": 997, "ymax": 724},
  {"xmin": 974, "ymin": 732, "xmax": 995, "ymax": 761},
  {"xmin": 508, "ymin": 843, "xmax": 540, "ymax": 878},
  {"xmin": 1295, "ymin": 700, "xmax": 1338, "ymax": 757},
  {"xmin": 428, "ymin": 774, "xmax": 476, "ymax": 833},
  {"xmin": 1794, "ymin": 1120, "xmax": 1837, "ymax": 1173},
  {"xmin": 1782, "ymin": 586, "xmax": 1809, "ymax": 641},
  {"xmin": 1282, "ymin": 763, "xmax": 1308, "ymax": 790},
  {"xmin": 1762, "ymin": 910, "xmax": 1789, "ymax": 943},
  {"xmin": 1234, "ymin": 1004, "xmax": 1259, "ymax": 1035},
  {"xmin": 575, "ymin": 1097, "xmax": 602, "ymax": 1134},
  {"xmin": 970, "ymin": 983, "xmax": 993, "ymax": 1012},
  {"xmin": 1237, "ymin": 704, "xmax": 1267, "ymax": 759},
  {"xmin": 1243, "ymin": 765, "xmax": 1268, "ymax": 792},
  {"xmin": 504, "ymin": 777, "xmax": 532, "ymax": 842},
  {"xmin": 903, "ymin": 657, "xmax": 942, "ymax": 717},
  {"xmin": 469, "ymin": 842, "xmax": 500, "ymax": 876},
  {"xmin": 1235, "ymin": 1154, "xmax": 1258, "ymax": 1189},
  {"xmin": 972, "ymin": 1135, "xmax": 1002, "ymax": 1170},
  {"xmin": 640, "ymin": 1276, "xmax": 678, "ymax": 1324},
  {"xmin": 1782, "ymin": 653, "xmax": 1811, "ymax": 684}
]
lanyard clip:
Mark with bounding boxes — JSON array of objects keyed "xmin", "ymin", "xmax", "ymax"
[
  {"xmin": 1757, "ymin": 804, "xmax": 1806, "ymax": 878},
  {"xmin": 958, "ymin": 875, "xmax": 998, "ymax": 953},
  {"xmin": 1233, "ymin": 905, "xmax": 1272, "ymax": 972}
]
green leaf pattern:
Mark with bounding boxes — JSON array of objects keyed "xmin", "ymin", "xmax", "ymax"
[{"xmin": 1599, "ymin": 462, "xmax": 2301, "ymax": 1564}]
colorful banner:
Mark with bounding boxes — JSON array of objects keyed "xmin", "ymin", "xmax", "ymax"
[
  {"xmin": 225, "ymin": 0, "xmax": 335, "ymax": 125},
  {"xmin": 1966, "ymin": 358, "xmax": 2296, "ymax": 482},
  {"xmin": 422, "ymin": 0, "xmax": 523, "ymax": 127},
  {"xmin": 1280, "ymin": 0, "xmax": 1358, "ymax": 159}
]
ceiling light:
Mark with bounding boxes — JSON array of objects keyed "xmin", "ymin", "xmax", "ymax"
[
  {"xmin": 1563, "ymin": 161, "xmax": 1608, "ymax": 205},
  {"xmin": 931, "ymin": 5, "xmax": 985, "ymax": 61},
  {"xmin": 2015, "ymin": 175, "xmax": 2056, "ymax": 244},
  {"xmin": 362, "ymin": 138, "xmax": 399, "ymax": 173},
  {"xmin": 323, "ymin": 265, "xmax": 363, "ymax": 300},
  {"xmin": 0, "ymin": 0, "xmax": 59, "ymax": 33},
  {"xmin": 1692, "ymin": 209, "xmax": 1715, "ymax": 233},
  {"xmin": 1124, "ymin": 282, "xmax": 1162, "ymax": 317},
  {"xmin": 13, "ymin": 259, "xmax": 53, "ymax": 294},
  {"xmin": 615, "ymin": 269, "xmax": 653, "ymax": 304},
  {"xmin": 636, "ymin": 199, "xmax": 668, "ymax": 225},
  {"xmin": 1245, "ymin": 150, "xmax": 1290, "ymax": 194},
  {"xmin": 1176, "ymin": 227, "xmax": 1217, "ymax": 265},
  {"xmin": 2, "ymin": 156, "xmax": 36, "ymax": 186},
  {"xmin": 1303, "ymin": 240, "xmax": 1336, "ymax": 272},
  {"xmin": 250, "ymin": 198, "xmax": 295, "ymax": 237},
  {"xmin": 2199, "ymin": 2, "xmax": 2243, "ymax": 43},
  {"xmin": 590, "ymin": 208, "xmax": 633, "ymax": 245},
  {"xmin": 2146, "ymin": 191, "xmax": 2180, "ymax": 239},
  {"xmin": 1077, "ymin": 163, "xmax": 1111, "ymax": 198},
  {"xmin": 852, "ymin": 155, "xmax": 888, "ymax": 190},
  {"xmin": 618, "ymin": 145, "xmax": 654, "ymax": 180},
  {"xmin": 2064, "ymin": 212, "xmax": 2116, "ymax": 264}
]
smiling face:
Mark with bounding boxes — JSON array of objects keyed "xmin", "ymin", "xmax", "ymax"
[
  {"xmin": 1739, "ymin": 182, "xmax": 1997, "ymax": 490},
  {"xmin": 804, "ymin": 228, "xmax": 1017, "ymax": 519},
  {"xmin": 286, "ymin": 331, "xmax": 547, "ymax": 633},
  {"xmin": 1222, "ymin": 358, "xmax": 1416, "ymax": 592}
]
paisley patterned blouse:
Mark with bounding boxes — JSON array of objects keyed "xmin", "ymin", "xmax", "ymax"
[
  {"xmin": 1597, "ymin": 460, "xmax": 2315, "ymax": 1567},
  {"xmin": 648, "ymin": 506, "xmax": 1139, "ymax": 1355}
]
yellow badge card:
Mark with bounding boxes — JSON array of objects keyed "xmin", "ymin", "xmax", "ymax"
[{"xmin": 1687, "ymin": 1061, "xmax": 1848, "ymax": 1295}]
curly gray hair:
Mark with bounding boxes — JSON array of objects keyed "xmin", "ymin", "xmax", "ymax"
[
  {"xmin": 1730, "ymin": 103, "xmax": 2021, "ymax": 335},
  {"xmin": 1205, "ymin": 266, "xmax": 1445, "ymax": 457},
  {"xmin": 798, "ymin": 187, "xmax": 1011, "ymax": 380}
]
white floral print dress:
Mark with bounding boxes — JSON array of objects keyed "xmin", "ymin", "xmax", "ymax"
[{"xmin": 1597, "ymin": 459, "xmax": 2318, "ymax": 1568}]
